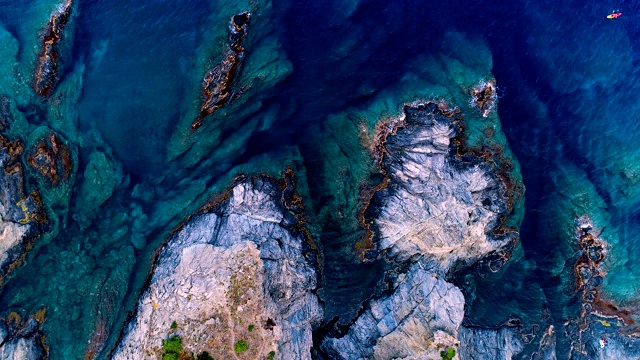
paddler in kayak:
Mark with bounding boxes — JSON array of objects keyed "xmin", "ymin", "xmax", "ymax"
[{"xmin": 607, "ymin": 10, "xmax": 622, "ymax": 19}]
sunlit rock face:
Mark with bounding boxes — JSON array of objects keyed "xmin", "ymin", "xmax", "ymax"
[
  {"xmin": 112, "ymin": 175, "xmax": 322, "ymax": 360},
  {"xmin": 321, "ymin": 99, "xmax": 522, "ymax": 359},
  {"xmin": 321, "ymin": 260, "xmax": 464, "ymax": 359},
  {"xmin": 366, "ymin": 102, "xmax": 518, "ymax": 271},
  {"xmin": 458, "ymin": 326, "xmax": 525, "ymax": 360}
]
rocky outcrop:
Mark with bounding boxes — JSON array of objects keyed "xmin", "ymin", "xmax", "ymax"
[
  {"xmin": 469, "ymin": 79, "xmax": 497, "ymax": 118},
  {"xmin": 363, "ymin": 101, "xmax": 518, "ymax": 270},
  {"xmin": 34, "ymin": 0, "xmax": 73, "ymax": 97},
  {"xmin": 0, "ymin": 310, "xmax": 48, "ymax": 360},
  {"xmin": 321, "ymin": 101, "xmax": 522, "ymax": 358},
  {"xmin": 321, "ymin": 260, "xmax": 464, "ymax": 359},
  {"xmin": 193, "ymin": 12, "xmax": 251, "ymax": 130},
  {"xmin": 458, "ymin": 326, "xmax": 524, "ymax": 360},
  {"xmin": 112, "ymin": 173, "xmax": 322, "ymax": 359}
]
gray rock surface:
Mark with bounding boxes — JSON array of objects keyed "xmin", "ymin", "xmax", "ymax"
[
  {"xmin": 369, "ymin": 102, "xmax": 516, "ymax": 270},
  {"xmin": 322, "ymin": 102, "xmax": 521, "ymax": 359},
  {"xmin": 321, "ymin": 260, "xmax": 464, "ymax": 359},
  {"xmin": 112, "ymin": 176, "xmax": 322, "ymax": 360},
  {"xmin": 458, "ymin": 326, "xmax": 524, "ymax": 360}
]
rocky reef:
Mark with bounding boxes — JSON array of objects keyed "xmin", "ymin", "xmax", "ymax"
[
  {"xmin": 564, "ymin": 217, "xmax": 640, "ymax": 359},
  {"xmin": 167, "ymin": 0, "xmax": 293, "ymax": 167},
  {"xmin": 192, "ymin": 11, "xmax": 251, "ymax": 130},
  {"xmin": 34, "ymin": 0, "xmax": 73, "ymax": 97},
  {"xmin": 112, "ymin": 173, "xmax": 322, "ymax": 359},
  {"xmin": 0, "ymin": 310, "xmax": 48, "ymax": 359}
]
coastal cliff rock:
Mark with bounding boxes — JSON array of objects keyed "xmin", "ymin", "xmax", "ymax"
[{"xmin": 112, "ymin": 174, "xmax": 322, "ymax": 359}]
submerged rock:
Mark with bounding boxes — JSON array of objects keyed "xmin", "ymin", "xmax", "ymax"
[
  {"xmin": 34, "ymin": 0, "xmax": 73, "ymax": 97},
  {"xmin": 112, "ymin": 174, "xmax": 322, "ymax": 359},
  {"xmin": 78, "ymin": 150, "xmax": 122, "ymax": 214}
]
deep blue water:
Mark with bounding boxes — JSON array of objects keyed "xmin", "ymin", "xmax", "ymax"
[{"xmin": 1, "ymin": 0, "xmax": 640, "ymax": 358}]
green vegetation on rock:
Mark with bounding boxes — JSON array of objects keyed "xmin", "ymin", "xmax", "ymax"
[
  {"xmin": 234, "ymin": 339, "xmax": 249, "ymax": 354},
  {"xmin": 440, "ymin": 347, "xmax": 456, "ymax": 360},
  {"xmin": 170, "ymin": 321, "xmax": 178, "ymax": 329},
  {"xmin": 248, "ymin": 324, "xmax": 254, "ymax": 332},
  {"xmin": 162, "ymin": 335, "xmax": 183, "ymax": 359},
  {"xmin": 268, "ymin": 350, "xmax": 276, "ymax": 360}
]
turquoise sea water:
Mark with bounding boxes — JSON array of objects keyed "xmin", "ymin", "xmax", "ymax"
[{"xmin": 0, "ymin": 0, "xmax": 640, "ymax": 358}]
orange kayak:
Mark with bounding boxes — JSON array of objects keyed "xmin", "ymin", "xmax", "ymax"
[{"xmin": 607, "ymin": 12, "xmax": 622, "ymax": 19}]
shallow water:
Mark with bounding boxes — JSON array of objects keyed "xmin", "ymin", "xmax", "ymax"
[{"xmin": 1, "ymin": 0, "xmax": 640, "ymax": 358}]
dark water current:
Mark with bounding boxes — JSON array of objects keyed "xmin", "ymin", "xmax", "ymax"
[{"xmin": 1, "ymin": 0, "xmax": 640, "ymax": 358}]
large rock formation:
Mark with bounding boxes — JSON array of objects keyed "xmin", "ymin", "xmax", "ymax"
[
  {"xmin": 321, "ymin": 101, "xmax": 522, "ymax": 358},
  {"xmin": 112, "ymin": 174, "xmax": 322, "ymax": 359},
  {"xmin": 364, "ymin": 101, "xmax": 518, "ymax": 269},
  {"xmin": 457, "ymin": 326, "xmax": 525, "ymax": 360}
]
